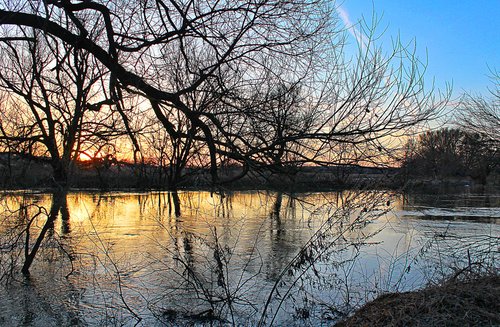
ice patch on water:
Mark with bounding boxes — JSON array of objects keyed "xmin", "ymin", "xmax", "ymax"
[{"xmin": 399, "ymin": 207, "xmax": 500, "ymax": 219}]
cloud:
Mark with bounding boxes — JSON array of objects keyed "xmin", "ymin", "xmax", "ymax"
[{"xmin": 335, "ymin": 6, "xmax": 369, "ymax": 48}]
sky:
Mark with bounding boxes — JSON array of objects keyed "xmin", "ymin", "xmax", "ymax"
[{"xmin": 338, "ymin": 0, "xmax": 500, "ymax": 96}]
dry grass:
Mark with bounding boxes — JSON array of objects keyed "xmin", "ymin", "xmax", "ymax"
[{"xmin": 335, "ymin": 273, "xmax": 500, "ymax": 327}]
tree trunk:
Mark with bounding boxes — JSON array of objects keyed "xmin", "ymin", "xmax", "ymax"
[{"xmin": 22, "ymin": 190, "xmax": 68, "ymax": 275}]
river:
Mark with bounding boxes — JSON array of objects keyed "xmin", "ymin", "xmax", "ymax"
[{"xmin": 0, "ymin": 190, "xmax": 498, "ymax": 326}]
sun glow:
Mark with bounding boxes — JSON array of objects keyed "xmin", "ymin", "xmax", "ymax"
[{"xmin": 77, "ymin": 151, "xmax": 102, "ymax": 162}]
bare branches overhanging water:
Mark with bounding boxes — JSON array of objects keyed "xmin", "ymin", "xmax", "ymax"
[
  {"xmin": 1, "ymin": 2, "xmax": 497, "ymax": 326},
  {"xmin": 0, "ymin": 0, "xmax": 449, "ymax": 189}
]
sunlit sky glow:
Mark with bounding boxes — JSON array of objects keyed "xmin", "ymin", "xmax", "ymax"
[{"xmin": 340, "ymin": 0, "xmax": 500, "ymax": 96}]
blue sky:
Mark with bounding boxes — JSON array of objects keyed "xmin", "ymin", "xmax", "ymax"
[{"xmin": 339, "ymin": 0, "xmax": 500, "ymax": 95}]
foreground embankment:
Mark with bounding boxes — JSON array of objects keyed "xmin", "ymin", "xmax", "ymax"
[{"xmin": 336, "ymin": 273, "xmax": 500, "ymax": 327}]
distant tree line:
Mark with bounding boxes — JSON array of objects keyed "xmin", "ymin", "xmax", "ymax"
[
  {"xmin": 402, "ymin": 128, "xmax": 498, "ymax": 183},
  {"xmin": 402, "ymin": 73, "xmax": 499, "ymax": 184}
]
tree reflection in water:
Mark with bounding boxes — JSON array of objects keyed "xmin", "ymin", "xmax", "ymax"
[{"xmin": 0, "ymin": 190, "xmax": 497, "ymax": 326}]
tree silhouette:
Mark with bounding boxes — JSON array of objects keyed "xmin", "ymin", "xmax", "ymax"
[
  {"xmin": 0, "ymin": 28, "xmax": 120, "ymax": 187},
  {"xmin": 403, "ymin": 128, "xmax": 498, "ymax": 183},
  {"xmin": 0, "ymin": 1, "xmax": 448, "ymax": 186},
  {"xmin": 456, "ymin": 71, "xmax": 499, "ymax": 145}
]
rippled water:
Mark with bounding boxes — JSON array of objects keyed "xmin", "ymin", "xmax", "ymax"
[{"xmin": 0, "ymin": 190, "xmax": 498, "ymax": 326}]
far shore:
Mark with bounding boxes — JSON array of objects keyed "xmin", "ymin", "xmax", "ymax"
[{"xmin": 0, "ymin": 154, "xmax": 498, "ymax": 192}]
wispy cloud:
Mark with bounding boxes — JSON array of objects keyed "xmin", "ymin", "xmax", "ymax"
[{"xmin": 336, "ymin": 6, "xmax": 369, "ymax": 48}]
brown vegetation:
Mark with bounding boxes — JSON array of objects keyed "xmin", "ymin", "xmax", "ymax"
[{"xmin": 336, "ymin": 273, "xmax": 500, "ymax": 327}]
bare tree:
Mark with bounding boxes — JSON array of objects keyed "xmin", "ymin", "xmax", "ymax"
[
  {"xmin": 402, "ymin": 128, "xmax": 497, "ymax": 183},
  {"xmin": 0, "ymin": 0, "xmax": 450, "ymax": 278},
  {"xmin": 456, "ymin": 71, "xmax": 500, "ymax": 144},
  {"xmin": 0, "ymin": 26, "xmax": 121, "ymax": 187},
  {"xmin": 0, "ymin": 21, "xmax": 123, "ymax": 274},
  {"xmin": 0, "ymin": 1, "xmax": 448, "ymax": 186}
]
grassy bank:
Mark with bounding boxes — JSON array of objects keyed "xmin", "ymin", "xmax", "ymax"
[{"xmin": 335, "ymin": 272, "xmax": 500, "ymax": 327}]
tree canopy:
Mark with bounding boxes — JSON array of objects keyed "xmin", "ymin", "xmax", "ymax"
[{"xmin": 0, "ymin": 0, "xmax": 447, "ymax": 188}]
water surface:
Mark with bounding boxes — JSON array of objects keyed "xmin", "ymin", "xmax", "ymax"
[{"xmin": 0, "ymin": 190, "xmax": 498, "ymax": 326}]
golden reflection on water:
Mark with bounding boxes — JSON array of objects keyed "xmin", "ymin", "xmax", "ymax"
[
  {"xmin": 1, "ymin": 190, "xmax": 498, "ymax": 326},
  {"xmin": 0, "ymin": 190, "xmax": 403, "ymax": 272},
  {"xmin": 6, "ymin": 189, "xmax": 492, "ymax": 289},
  {"xmin": 0, "ymin": 190, "xmax": 404, "ymax": 235}
]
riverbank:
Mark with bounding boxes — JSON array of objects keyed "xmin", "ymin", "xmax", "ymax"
[
  {"xmin": 0, "ymin": 155, "xmax": 400, "ymax": 190},
  {"xmin": 0, "ymin": 154, "xmax": 498, "ymax": 192},
  {"xmin": 335, "ymin": 272, "xmax": 500, "ymax": 327}
]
